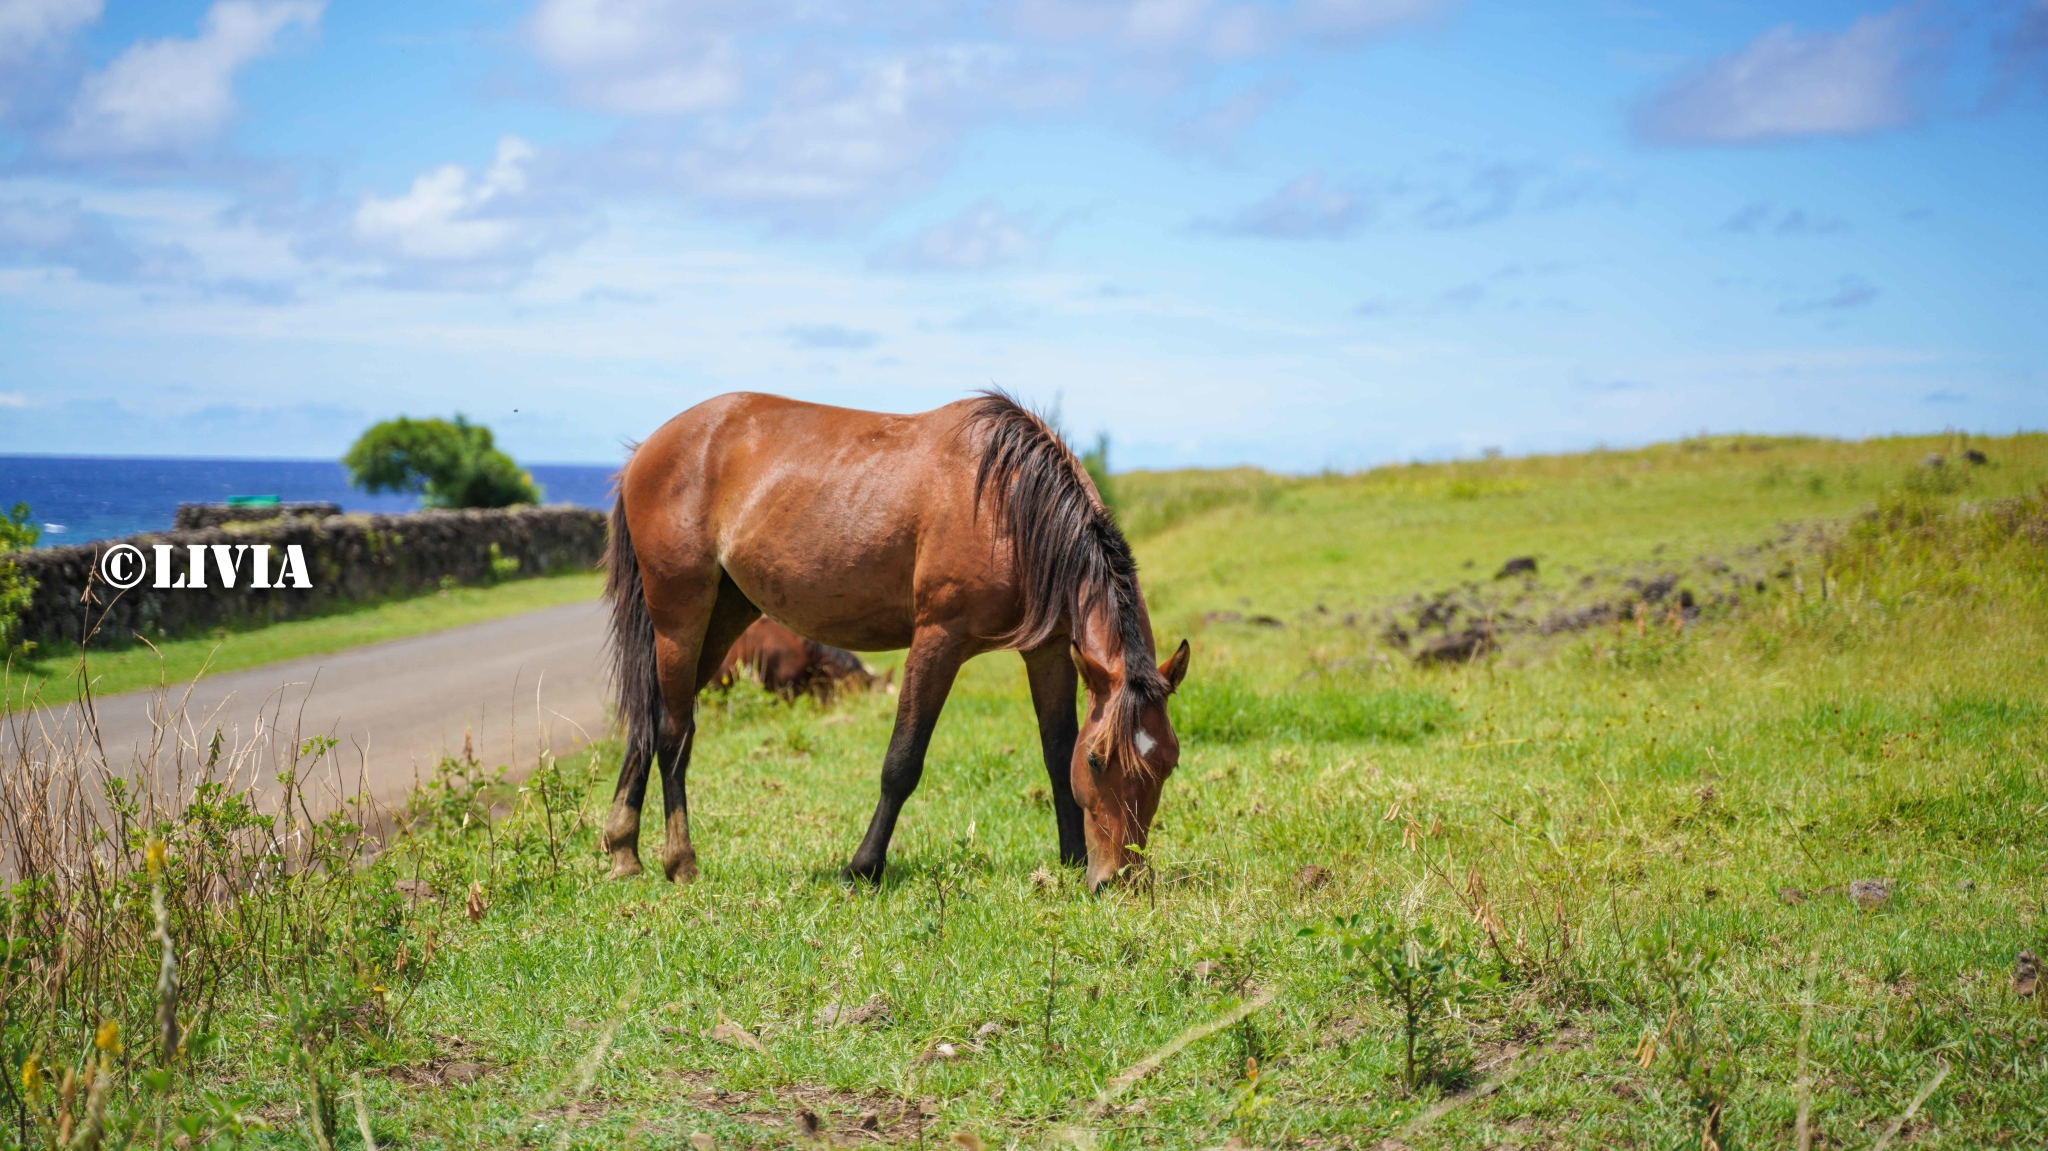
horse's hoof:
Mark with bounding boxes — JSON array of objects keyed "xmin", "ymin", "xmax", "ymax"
[
  {"xmin": 664, "ymin": 853, "xmax": 699, "ymax": 884},
  {"xmin": 840, "ymin": 859, "xmax": 884, "ymax": 886},
  {"xmin": 609, "ymin": 853, "xmax": 645, "ymax": 880}
]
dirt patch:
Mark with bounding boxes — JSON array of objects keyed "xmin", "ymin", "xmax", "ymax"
[
  {"xmin": 1293, "ymin": 864, "xmax": 1332, "ymax": 892},
  {"xmin": 383, "ymin": 1034, "xmax": 495, "ymax": 1088},
  {"xmin": 665, "ymin": 1069, "xmax": 935, "ymax": 1145},
  {"xmin": 1367, "ymin": 527, "xmax": 1825, "ymax": 665}
]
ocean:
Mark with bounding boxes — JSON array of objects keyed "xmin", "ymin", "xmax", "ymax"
[{"xmin": 0, "ymin": 456, "xmax": 620, "ymax": 546}]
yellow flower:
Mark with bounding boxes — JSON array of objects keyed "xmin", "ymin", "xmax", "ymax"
[
  {"xmin": 94, "ymin": 1020, "xmax": 122, "ymax": 1054},
  {"xmin": 20, "ymin": 1054, "xmax": 41, "ymax": 1096},
  {"xmin": 146, "ymin": 839, "xmax": 166, "ymax": 878}
]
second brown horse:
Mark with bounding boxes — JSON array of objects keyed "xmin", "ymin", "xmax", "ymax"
[{"xmin": 604, "ymin": 391, "xmax": 1191, "ymax": 891}]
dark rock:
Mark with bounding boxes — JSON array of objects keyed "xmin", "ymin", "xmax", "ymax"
[
  {"xmin": 1494, "ymin": 556, "xmax": 1538, "ymax": 579},
  {"xmin": 1539, "ymin": 602, "xmax": 1614, "ymax": 635},
  {"xmin": 1965, "ymin": 448, "xmax": 1988, "ymax": 466},
  {"xmin": 1638, "ymin": 573, "xmax": 1680, "ymax": 604},
  {"xmin": 1414, "ymin": 625, "xmax": 1492, "ymax": 666}
]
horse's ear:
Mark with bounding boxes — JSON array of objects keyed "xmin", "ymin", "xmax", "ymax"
[
  {"xmin": 1070, "ymin": 641, "xmax": 1114, "ymax": 695},
  {"xmin": 1160, "ymin": 639, "xmax": 1191, "ymax": 693}
]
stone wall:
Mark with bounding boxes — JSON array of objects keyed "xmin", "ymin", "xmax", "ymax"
[
  {"xmin": 174, "ymin": 501, "xmax": 342, "ymax": 531},
  {"xmin": 11, "ymin": 505, "xmax": 606, "ymax": 650}
]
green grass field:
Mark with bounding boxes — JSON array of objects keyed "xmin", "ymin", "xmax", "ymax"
[
  {"xmin": 7, "ymin": 431, "xmax": 2045, "ymax": 1150},
  {"xmin": 2, "ymin": 569, "xmax": 603, "ymax": 710}
]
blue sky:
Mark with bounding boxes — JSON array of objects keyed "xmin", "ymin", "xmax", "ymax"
[{"xmin": 1, "ymin": 0, "xmax": 2044, "ymax": 469}]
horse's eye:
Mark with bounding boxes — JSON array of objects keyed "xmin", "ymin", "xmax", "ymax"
[{"xmin": 1086, "ymin": 752, "xmax": 1105, "ymax": 773}]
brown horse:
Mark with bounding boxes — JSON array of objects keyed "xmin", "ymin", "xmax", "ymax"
[
  {"xmin": 603, "ymin": 391, "xmax": 1191, "ymax": 891},
  {"xmin": 714, "ymin": 617, "xmax": 884, "ymax": 702}
]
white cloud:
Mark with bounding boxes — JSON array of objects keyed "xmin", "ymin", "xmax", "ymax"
[
  {"xmin": 1197, "ymin": 155, "xmax": 1626, "ymax": 240},
  {"xmin": 1193, "ymin": 171, "xmax": 1371, "ymax": 238},
  {"xmin": 869, "ymin": 200, "xmax": 1053, "ymax": 272},
  {"xmin": 611, "ymin": 44, "xmax": 1022, "ymax": 229},
  {"xmin": 0, "ymin": 391, "xmax": 29, "ymax": 408},
  {"xmin": 527, "ymin": 0, "xmax": 746, "ymax": 114},
  {"xmin": 1632, "ymin": 7, "xmax": 1926, "ymax": 145},
  {"xmin": 52, "ymin": 0, "xmax": 321, "ymax": 158},
  {"xmin": 782, "ymin": 322, "xmax": 879, "ymax": 349},
  {"xmin": 1993, "ymin": 0, "xmax": 2048, "ymax": 100},
  {"xmin": 0, "ymin": 0, "xmax": 100, "ymax": 61},
  {"xmin": 1006, "ymin": 0, "xmax": 1453, "ymax": 57},
  {"xmin": 1778, "ymin": 275, "xmax": 1880, "ymax": 314},
  {"xmin": 516, "ymin": 0, "xmax": 1453, "ymax": 229},
  {"xmin": 1170, "ymin": 76, "xmax": 1293, "ymax": 155},
  {"xmin": 0, "ymin": 196, "xmax": 199, "ymax": 283},
  {"xmin": 349, "ymin": 136, "xmax": 591, "ymax": 288},
  {"xmin": 1296, "ymin": 0, "xmax": 1451, "ymax": 43}
]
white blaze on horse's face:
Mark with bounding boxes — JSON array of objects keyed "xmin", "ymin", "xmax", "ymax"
[{"xmin": 1071, "ymin": 638, "xmax": 1193, "ymax": 894}]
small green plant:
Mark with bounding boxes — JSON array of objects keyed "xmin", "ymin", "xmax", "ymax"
[
  {"xmin": 1303, "ymin": 915, "xmax": 1480, "ymax": 1092},
  {"xmin": 0, "ymin": 503, "xmax": 34, "ymax": 553},
  {"xmin": 918, "ymin": 822, "xmax": 988, "ymax": 939},
  {"xmin": 1637, "ymin": 924, "xmax": 1741, "ymax": 1149},
  {"xmin": 0, "ymin": 502, "xmax": 37, "ymax": 654},
  {"xmin": 487, "ymin": 542, "xmax": 521, "ymax": 580},
  {"xmin": 1081, "ymin": 433, "xmax": 1118, "ymax": 516},
  {"xmin": 1229, "ymin": 1056, "xmax": 1269, "ymax": 1122},
  {"xmin": 1573, "ymin": 601, "xmax": 1694, "ymax": 671}
]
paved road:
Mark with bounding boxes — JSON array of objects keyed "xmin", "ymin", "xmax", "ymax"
[{"xmin": 60, "ymin": 599, "xmax": 613, "ymax": 813}]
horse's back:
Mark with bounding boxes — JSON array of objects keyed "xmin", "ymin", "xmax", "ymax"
[{"xmin": 623, "ymin": 393, "xmax": 993, "ymax": 651}]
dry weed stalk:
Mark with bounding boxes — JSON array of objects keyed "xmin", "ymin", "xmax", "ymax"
[{"xmin": 3, "ymin": 639, "xmax": 376, "ymax": 1142}]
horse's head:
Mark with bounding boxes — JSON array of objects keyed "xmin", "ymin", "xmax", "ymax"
[{"xmin": 1070, "ymin": 632, "xmax": 1192, "ymax": 893}]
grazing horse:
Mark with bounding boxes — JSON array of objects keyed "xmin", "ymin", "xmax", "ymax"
[
  {"xmin": 714, "ymin": 617, "xmax": 884, "ymax": 702},
  {"xmin": 603, "ymin": 391, "xmax": 1192, "ymax": 891}
]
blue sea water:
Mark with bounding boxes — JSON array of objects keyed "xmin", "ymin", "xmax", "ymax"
[{"xmin": 0, "ymin": 456, "xmax": 619, "ymax": 545}]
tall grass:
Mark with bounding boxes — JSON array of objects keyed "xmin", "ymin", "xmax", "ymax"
[
  {"xmin": 0, "ymin": 655, "xmax": 391, "ymax": 1147},
  {"xmin": 1172, "ymin": 679, "xmax": 1456, "ymax": 744}
]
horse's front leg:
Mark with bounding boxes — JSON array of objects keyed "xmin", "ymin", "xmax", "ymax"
[
  {"xmin": 1022, "ymin": 643, "xmax": 1085, "ymax": 867},
  {"xmin": 843, "ymin": 628, "xmax": 965, "ymax": 884}
]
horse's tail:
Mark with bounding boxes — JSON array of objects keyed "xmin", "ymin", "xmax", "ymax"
[{"xmin": 605, "ymin": 485, "xmax": 662, "ymax": 763}]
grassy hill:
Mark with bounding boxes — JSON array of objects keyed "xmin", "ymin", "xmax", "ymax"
[{"xmin": 6, "ymin": 431, "xmax": 2044, "ymax": 1149}]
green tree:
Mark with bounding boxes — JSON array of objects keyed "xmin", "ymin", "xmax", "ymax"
[
  {"xmin": 342, "ymin": 416, "xmax": 540, "ymax": 509},
  {"xmin": 1, "ymin": 501, "xmax": 39, "ymax": 653},
  {"xmin": 1081, "ymin": 433, "xmax": 1119, "ymax": 516}
]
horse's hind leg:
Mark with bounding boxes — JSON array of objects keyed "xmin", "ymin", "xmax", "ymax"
[
  {"xmin": 651, "ymin": 572, "xmax": 760, "ymax": 883},
  {"xmin": 1022, "ymin": 644, "xmax": 1085, "ymax": 867},
  {"xmin": 605, "ymin": 733, "xmax": 656, "ymax": 879},
  {"xmin": 844, "ymin": 627, "xmax": 965, "ymax": 884}
]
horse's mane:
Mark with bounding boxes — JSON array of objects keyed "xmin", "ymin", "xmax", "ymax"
[{"xmin": 969, "ymin": 390, "xmax": 1168, "ymax": 775}]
